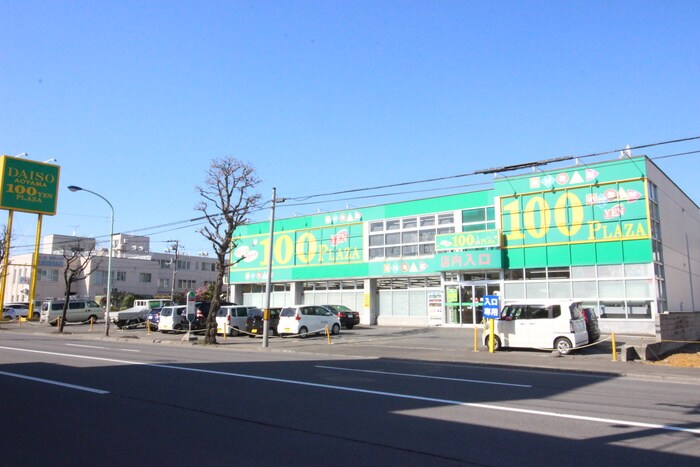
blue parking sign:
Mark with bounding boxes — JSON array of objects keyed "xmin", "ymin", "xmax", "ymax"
[{"xmin": 483, "ymin": 295, "xmax": 500, "ymax": 319}]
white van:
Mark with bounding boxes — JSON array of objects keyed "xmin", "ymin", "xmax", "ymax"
[
  {"xmin": 216, "ymin": 306, "xmax": 262, "ymax": 336},
  {"xmin": 484, "ymin": 300, "xmax": 588, "ymax": 354},
  {"xmin": 277, "ymin": 305, "xmax": 341, "ymax": 337},
  {"xmin": 39, "ymin": 299, "xmax": 103, "ymax": 326},
  {"xmin": 158, "ymin": 305, "xmax": 188, "ymax": 332}
]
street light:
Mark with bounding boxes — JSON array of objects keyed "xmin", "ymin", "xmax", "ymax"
[{"xmin": 67, "ymin": 185, "xmax": 114, "ymax": 337}]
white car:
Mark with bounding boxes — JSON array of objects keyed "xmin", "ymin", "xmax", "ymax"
[
  {"xmin": 277, "ymin": 305, "xmax": 341, "ymax": 337},
  {"xmin": 2, "ymin": 303, "xmax": 31, "ymax": 320}
]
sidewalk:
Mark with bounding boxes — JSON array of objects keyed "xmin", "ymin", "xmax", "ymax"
[{"xmin": 2, "ymin": 319, "xmax": 698, "ymax": 383}]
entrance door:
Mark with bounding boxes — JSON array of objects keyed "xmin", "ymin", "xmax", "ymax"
[{"xmin": 444, "ymin": 282, "xmax": 500, "ymax": 325}]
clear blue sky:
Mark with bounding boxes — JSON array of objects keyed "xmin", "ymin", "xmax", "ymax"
[{"xmin": 2, "ymin": 0, "xmax": 699, "ymax": 256}]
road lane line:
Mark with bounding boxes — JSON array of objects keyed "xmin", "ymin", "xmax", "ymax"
[
  {"xmin": 66, "ymin": 344, "xmax": 109, "ymax": 350},
  {"xmin": 0, "ymin": 370, "xmax": 109, "ymax": 394},
  {"xmin": 315, "ymin": 365, "xmax": 532, "ymax": 388},
  {"xmin": 2, "ymin": 345, "xmax": 697, "ymax": 435},
  {"xmin": 66, "ymin": 343, "xmax": 141, "ymax": 353}
]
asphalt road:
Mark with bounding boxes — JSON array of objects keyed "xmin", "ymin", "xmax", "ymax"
[{"xmin": 1, "ymin": 328, "xmax": 698, "ymax": 466}]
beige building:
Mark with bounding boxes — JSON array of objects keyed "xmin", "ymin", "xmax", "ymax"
[{"xmin": 3, "ymin": 234, "xmax": 219, "ymax": 305}]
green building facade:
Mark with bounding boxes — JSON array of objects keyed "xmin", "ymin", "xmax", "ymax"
[{"xmin": 229, "ymin": 156, "xmax": 700, "ymax": 336}]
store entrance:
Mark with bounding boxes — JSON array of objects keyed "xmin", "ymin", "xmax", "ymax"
[{"xmin": 445, "ymin": 282, "xmax": 500, "ymax": 325}]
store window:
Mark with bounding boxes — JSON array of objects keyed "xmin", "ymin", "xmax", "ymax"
[{"xmin": 368, "ymin": 211, "xmax": 455, "ymax": 261}]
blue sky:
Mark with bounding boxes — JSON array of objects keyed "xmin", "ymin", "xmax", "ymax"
[{"xmin": 2, "ymin": 0, "xmax": 699, "ymax": 256}]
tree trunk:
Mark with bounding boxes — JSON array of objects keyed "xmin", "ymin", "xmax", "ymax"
[
  {"xmin": 59, "ymin": 285, "xmax": 72, "ymax": 334},
  {"xmin": 203, "ymin": 265, "xmax": 226, "ymax": 345}
]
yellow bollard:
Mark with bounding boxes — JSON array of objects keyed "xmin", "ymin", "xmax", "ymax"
[
  {"xmin": 89, "ymin": 317, "xmax": 94, "ymax": 332},
  {"xmin": 146, "ymin": 319, "xmax": 151, "ymax": 335},
  {"xmin": 611, "ymin": 332, "xmax": 617, "ymax": 362},
  {"xmin": 325, "ymin": 325, "xmax": 331, "ymax": 344},
  {"xmin": 473, "ymin": 326, "xmax": 479, "ymax": 352}
]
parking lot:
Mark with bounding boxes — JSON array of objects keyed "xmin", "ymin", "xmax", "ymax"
[{"xmin": 3, "ymin": 316, "xmax": 698, "ymax": 383}]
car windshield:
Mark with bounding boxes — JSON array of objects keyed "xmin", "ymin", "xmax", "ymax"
[
  {"xmin": 280, "ymin": 307, "xmax": 297, "ymax": 317},
  {"xmin": 216, "ymin": 308, "xmax": 229, "ymax": 317},
  {"xmin": 332, "ymin": 305, "xmax": 352, "ymax": 312}
]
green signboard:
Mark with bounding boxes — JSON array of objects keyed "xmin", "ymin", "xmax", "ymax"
[
  {"xmin": 230, "ymin": 157, "xmax": 655, "ymax": 282},
  {"xmin": 230, "ymin": 222, "xmax": 365, "ymax": 280},
  {"xmin": 435, "ymin": 229, "xmax": 500, "ymax": 251},
  {"xmin": 494, "ymin": 158, "xmax": 652, "ymax": 268},
  {"xmin": 0, "ymin": 156, "xmax": 60, "ymax": 215}
]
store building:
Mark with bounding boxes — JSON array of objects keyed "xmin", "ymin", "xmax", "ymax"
[
  {"xmin": 4, "ymin": 234, "xmax": 218, "ymax": 305},
  {"xmin": 229, "ymin": 156, "xmax": 700, "ymax": 336}
]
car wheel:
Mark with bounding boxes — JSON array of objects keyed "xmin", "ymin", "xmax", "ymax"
[
  {"xmin": 230, "ymin": 327, "xmax": 240, "ymax": 337},
  {"xmin": 484, "ymin": 335, "xmax": 501, "ymax": 351},
  {"xmin": 554, "ymin": 337, "xmax": 573, "ymax": 355},
  {"xmin": 298, "ymin": 326, "xmax": 308, "ymax": 338},
  {"xmin": 331, "ymin": 323, "xmax": 340, "ymax": 335},
  {"xmin": 88, "ymin": 315, "xmax": 98, "ymax": 324},
  {"xmin": 174, "ymin": 324, "xmax": 182, "ymax": 331}
]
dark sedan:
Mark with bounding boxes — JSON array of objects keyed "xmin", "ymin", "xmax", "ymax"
[
  {"xmin": 581, "ymin": 307, "xmax": 601, "ymax": 342},
  {"xmin": 245, "ymin": 307, "xmax": 281, "ymax": 337},
  {"xmin": 146, "ymin": 307, "xmax": 162, "ymax": 330},
  {"xmin": 320, "ymin": 305, "xmax": 360, "ymax": 329}
]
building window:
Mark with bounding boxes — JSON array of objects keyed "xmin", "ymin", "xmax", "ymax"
[
  {"xmin": 38, "ymin": 268, "xmax": 59, "ymax": 282},
  {"xmin": 116, "ymin": 271, "xmax": 126, "ymax": 282},
  {"xmin": 177, "ymin": 279, "xmax": 196, "ymax": 289},
  {"xmin": 369, "ymin": 212, "xmax": 455, "ymax": 261},
  {"xmin": 139, "ymin": 273, "xmax": 152, "ymax": 283},
  {"xmin": 158, "ymin": 278, "xmax": 170, "ymax": 288},
  {"xmin": 93, "ymin": 270, "xmax": 108, "ymax": 285}
]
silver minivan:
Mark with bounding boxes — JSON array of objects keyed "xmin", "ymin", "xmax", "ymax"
[
  {"xmin": 39, "ymin": 299, "xmax": 103, "ymax": 326},
  {"xmin": 484, "ymin": 300, "xmax": 589, "ymax": 354}
]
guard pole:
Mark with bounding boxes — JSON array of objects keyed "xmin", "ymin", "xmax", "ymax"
[
  {"xmin": 27, "ymin": 214, "xmax": 43, "ymax": 319},
  {"xmin": 0, "ymin": 210, "xmax": 14, "ymax": 307},
  {"xmin": 611, "ymin": 332, "xmax": 618, "ymax": 362},
  {"xmin": 488, "ymin": 319, "xmax": 495, "ymax": 353},
  {"xmin": 473, "ymin": 326, "xmax": 479, "ymax": 352}
]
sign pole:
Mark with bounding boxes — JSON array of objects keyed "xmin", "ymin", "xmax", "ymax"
[
  {"xmin": 27, "ymin": 214, "xmax": 43, "ymax": 318},
  {"xmin": 0, "ymin": 210, "xmax": 14, "ymax": 307}
]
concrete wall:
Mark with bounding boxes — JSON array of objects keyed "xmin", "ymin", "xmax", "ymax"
[{"xmin": 646, "ymin": 311, "xmax": 700, "ymax": 359}]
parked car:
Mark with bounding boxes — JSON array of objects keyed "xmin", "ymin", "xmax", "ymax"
[
  {"xmin": 158, "ymin": 305, "xmax": 188, "ymax": 332},
  {"xmin": 320, "ymin": 305, "xmax": 360, "ymax": 329},
  {"xmin": 483, "ymin": 300, "xmax": 588, "ymax": 355},
  {"xmin": 277, "ymin": 305, "xmax": 341, "ymax": 337},
  {"xmin": 146, "ymin": 307, "xmax": 162, "ymax": 330},
  {"xmin": 2, "ymin": 302, "xmax": 31, "ymax": 320},
  {"xmin": 245, "ymin": 307, "xmax": 281, "ymax": 337},
  {"xmin": 581, "ymin": 307, "xmax": 601, "ymax": 342},
  {"xmin": 39, "ymin": 299, "xmax": 103, "ymax": 326},
  {"xmin": 216, "ymin": 305, "xmax": 263, "ymax": 336}
]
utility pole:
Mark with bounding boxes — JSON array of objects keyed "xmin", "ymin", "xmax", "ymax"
[{"xmin": 167, "ymin": 240, "xmax": 182, "ymax": 302}]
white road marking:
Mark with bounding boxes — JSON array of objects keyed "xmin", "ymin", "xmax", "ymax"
[
  {"xmin": 0, "ymin": 370, "xmax": 109, "ymax": 394},
  {"xmin": 66, "ymin": 344, "xmax": 108, "ymax": 350},
  {"xmin": 316, "ymin": 365, "xmax": 532, "ymax": 388},
  {"xmin": 66, "ymin": 343, "xmax": 140, "ymax": 353},
  {"xmin": 1, "ymin": 345, "xmax": 697, "ymax": 435}
]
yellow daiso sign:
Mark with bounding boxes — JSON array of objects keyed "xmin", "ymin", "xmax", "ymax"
[{"xmin": 0, "ymin": 155, "xmax": 60, "ymax": 215}]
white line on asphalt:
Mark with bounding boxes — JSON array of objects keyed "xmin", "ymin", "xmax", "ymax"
[
  {"xmin": 65, "ymin": 344, "xmax": 140, "ymax": 353},
  {"xmin": 315, "ymin": 365, "xmax": 532, "ymax": 387},
  {"xmin": 1, "ymin": 345, "xmax": 697, "ymax": 435},
  {"xmin": 0, "ymin": 370, "xmax": 110, "ymax": 394},
  {"xmin": 66, "ymin": 344, "xmax": 109, "ymax": 350}
]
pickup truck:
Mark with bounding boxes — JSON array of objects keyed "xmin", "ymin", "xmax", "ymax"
[{"xmin": 110, "ymin": 299, "xmax": 174, "ymax": 329}]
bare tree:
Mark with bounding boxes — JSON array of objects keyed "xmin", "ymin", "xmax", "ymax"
[
  {"xmin": 196, "ymin": 157, "xmax": 261, "ymax": 345},
  {"xmin": 58, "ymin": 238, "xmax": 101, "ymax": 333}
]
